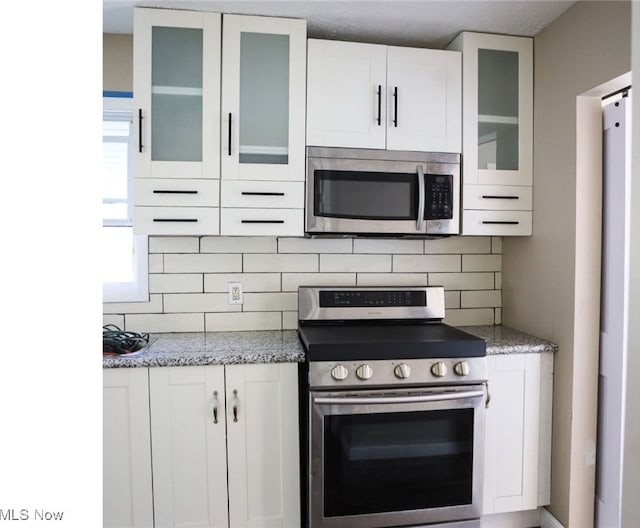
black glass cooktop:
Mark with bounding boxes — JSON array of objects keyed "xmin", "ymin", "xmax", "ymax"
[{"xmin": 298, "ymin": 322, "xmax": 486, "ymax": 361}]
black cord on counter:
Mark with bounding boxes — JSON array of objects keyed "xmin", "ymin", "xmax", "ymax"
[{"xmin": 103, "ymin": 324, "xmax": 149, "ymax": 355}]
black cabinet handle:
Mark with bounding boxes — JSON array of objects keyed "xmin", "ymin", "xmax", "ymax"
[
  {"xmin": 393, "ymin": 87, "xmax": 398, "ymax": 127},
  {"xmin": 138, "ymin": 109, "xmax": 143, "ymax": 153},
  {"xmin": 481, "ymin": 195, "xmax": 519, "ymax": 200},
  {"xmin": 153, "ymin": 190, "xmax": 198, "ymax": 195},
  {"xmin": 481, "ymin": 221, "xmax": 519, "ymax": 225},
  {"xmin": 376, "ymin": 85, "xmax": 382, "ymax": 126},
  {"xmin": 240, "ymin": 220, "xmax": 285, "ymax": 224},
  {"xmin": 228, "ymin": 113, "xmax": 232, "ymax": 156},
  {"xmin": 241, "ymin": 191, "xmax": 285, "ymax": 197},
  {"xmin": 152, "ymin": 218, "xmax": 198, "ymax": 223}
]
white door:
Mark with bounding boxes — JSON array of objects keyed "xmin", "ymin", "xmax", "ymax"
[
  {"xmin": 149, "ymin": 366, "xmax": 229, "ymax": 528},
  {"xmin": 386, "ymin": 47, "xmax": 461, "ymax": 153},
  {"xmin": 221, "ymin": 14, "xmax": 307, "ymax": 181},
  {"xmin": 103, "ymin": 369, "xmax": 154, "ymax": 528},
  {"xmin": 226, "ymin": 363, "xmax": 300, "ymax": 528},
  {"xmin": 596, "ymin": 94, "xmax": 632, "ymax": 528},
  {"xmin": 306, "ymin": 39, "xmax": 387, "ymax": 149}
]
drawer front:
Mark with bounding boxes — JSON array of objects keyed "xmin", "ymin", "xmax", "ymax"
[
  {"xmin": 463, "ymin": 185, "xmax": 532, "ymax": 211},
  {"xmin": 135, "ymin": 179, "xmax": 220, "ymax": 207},
  {"xmin": 462, "ymin": 210, "xmax": 532, "ymax": 236},
  {"xmin": 221, "ymin": 181, "xmax": 304, "ymax": 208},
  {"xmin": 134, "ymin": 207, "xmax": 219, "ymax": 235},
  {"xmin": 220, "ymin": 208, "xmax": 303, "ymax": 236}
]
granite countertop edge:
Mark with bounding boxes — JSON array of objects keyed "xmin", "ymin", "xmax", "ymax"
[{"xmin": 103, "ymin": 325, "xmax": 558, "ymax": 368}]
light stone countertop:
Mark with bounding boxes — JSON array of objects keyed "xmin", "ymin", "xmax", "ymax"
[{"xmin": 102, "ymin": 325, "xmax": 557, "ymax": 368}]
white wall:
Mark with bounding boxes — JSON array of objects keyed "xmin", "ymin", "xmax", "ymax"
[{"xmin": 502, "ymin": 1, "xmax": 631, "ymax": 526}]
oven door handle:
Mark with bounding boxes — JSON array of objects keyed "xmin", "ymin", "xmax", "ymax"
[{"xmin": 314, "ymin": 389, "xmax": 485, "ymax": 406}]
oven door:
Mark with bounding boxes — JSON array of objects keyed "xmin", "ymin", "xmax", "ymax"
[{"xmin": 308, "ymin": 385, "xmax": 485, "ymax": 528}]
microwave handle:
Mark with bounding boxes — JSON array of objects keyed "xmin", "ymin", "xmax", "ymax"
[{"xmin": 416, "ymin": 166, "xmax": 425, "ymax": 231}]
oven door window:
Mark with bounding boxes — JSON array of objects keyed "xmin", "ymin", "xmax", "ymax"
[
  {"xmin": 314, "ymin": 170, "xmax": 418, "ymax": 220},
  {"xmin": 323, "ymin": 408, "xmax": 474, "ymax": 517}
]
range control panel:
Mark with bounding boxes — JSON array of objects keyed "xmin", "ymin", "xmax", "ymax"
[
  {"xmin": 309, "ymin": 357, "xmax": 488, "ymax": 389},
  {"xmin": 319, "ymin": 290, "xmax": 427, "ymax": 308}
]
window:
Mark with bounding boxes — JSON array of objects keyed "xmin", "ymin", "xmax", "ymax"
[{"xmin": 103, "ymin": 93, "xmax": 148, "ymax": 303}]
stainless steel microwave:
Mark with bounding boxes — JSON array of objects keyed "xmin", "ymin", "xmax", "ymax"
[{"xmin": 305, "ymin": 147, "xmax": 460, "ymax": 236}]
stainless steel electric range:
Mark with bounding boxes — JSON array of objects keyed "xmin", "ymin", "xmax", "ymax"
[{"xmin": 297, "ymin": 286, "xmax": 488, "ymax": 528}]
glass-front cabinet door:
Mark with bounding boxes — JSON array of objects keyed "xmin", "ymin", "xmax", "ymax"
[
  {"xmin": 221, "ymin": 15, "xmax": 306, "ymax": 181},
  {"xmin": 450, "ymin": 32, "xmax": 532, "ymax": 187},
  {"xmin": 133, "ymin": 8, "xmax": 220, "ymax": 180}
]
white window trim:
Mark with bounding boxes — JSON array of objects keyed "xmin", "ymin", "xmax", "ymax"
[
  {"xmin": 103, "ymin": 94, "xmax": 149, "ymax": 303},
  {"xmin": 103, "ymin": 234, "xmax": 149, "ymax": 303}
]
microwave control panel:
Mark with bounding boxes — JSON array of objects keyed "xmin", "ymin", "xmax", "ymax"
[{"xmin": 425, "ymin": 174, "xmax": 454, "ymax": 220}]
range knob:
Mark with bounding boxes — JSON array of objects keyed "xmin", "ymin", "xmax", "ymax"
[
  {"xmin": 330, "ymin": 364, "xmax": 348, "ymax": 381},
  {"xmin": 356, "ymin": 364, "xmax": 373, "ymax": 380},
  {"xmin": 394, "ymin": 363, "xmax": 411, "ymax": 379},
  {"xmin": 431, "ymin": 361, "xmax": 448, "ymax": 378},
  {"xmin": 454, "ymin": 361, "xmax": 470, "ymax": 376}
]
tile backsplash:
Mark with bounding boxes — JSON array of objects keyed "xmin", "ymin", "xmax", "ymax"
[{"xmin": 103, "ymin": 236, "xmax": 502, "ymax": 333}]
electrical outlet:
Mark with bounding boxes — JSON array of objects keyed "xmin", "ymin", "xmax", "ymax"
[{"xmin": 228, "ymin": 281, "xmax": 243, "ymax": 305}]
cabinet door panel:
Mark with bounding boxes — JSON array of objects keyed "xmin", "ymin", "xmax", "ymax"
[
  {"xmin": 149, "ymin": 366, "xmax": 228, "ymax": 528},
  {"xmin": 226, "ymin": 363, "xmax": 300, "ymax": 528},
  {"xmin": 306, "ymin": 39, "xmax": 387, "ymax": 149},
  {"xmin": 103, "ymin": 369, "xmax": 153, "ymax": 528},
  {"xmin": 133, "ymin": 8, "xmax": 221, "ymax": 180},
  {"xmin": 221, "ymin": 15, "xmax": 306, "ymax": 181},
  {"xmin": 386, "ymin": 47, "xmax": 461, "ymax": 153},
  {"xmin": 483, "ymin": 354, "xmax": 541, "ymax": 514}
]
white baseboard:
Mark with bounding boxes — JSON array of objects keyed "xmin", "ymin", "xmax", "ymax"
[{"xmin": 540, "ymin": 507, "xmax": 566, "ymax": 528}]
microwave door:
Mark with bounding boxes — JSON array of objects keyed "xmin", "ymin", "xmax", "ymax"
[{"xmin": 308, "ymin": 168, "xmax": 426, "ymax": 235}]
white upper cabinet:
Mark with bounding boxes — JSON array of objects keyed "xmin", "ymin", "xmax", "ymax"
[
  {"xmin": 133, "ymin": 8, "xmax": 221, "ymax": 235},
  {"xmin": 306, "ymin": 39, "xmax": 461, "ymax": 153},
  {"xmin": 221, "ymin": 15, "xmax": 307, "ymax": 182},
  {"xmin": 133, "ymin": 8, "xmax": 221, "ymax": 181},
  {"xmin": 448, "ymin": 32, "xmax": 533, "ymax": 235}
]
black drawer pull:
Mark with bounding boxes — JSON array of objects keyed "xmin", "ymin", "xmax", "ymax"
[
  {"xmin": 481, "ymin": 221, "xmax": 520, "ymax": 225},
  {"xmin": 376, "ymin": 85, "xmax": 382, "ymax": 126},
  {"xmin": 240, "ymin": 220, "xmax": 285, "ymax": 224},
  {"xmin": 152, "ymin": 218, "xmax": 198, "ymax": 223},
  {"xmin": 241, "ymin": 192, "xmax": 285, "ymax": 197},
  {"xmin": 153, "ymin": 190, "xmax": 199, "ymax": 194},
  {"xmin": 481, "ymin": 195, "xmax": 519, "ymax": 200}
]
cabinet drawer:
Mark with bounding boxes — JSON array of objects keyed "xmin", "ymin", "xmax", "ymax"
[
  {"xmin": 134, "ymin": 206, "xmax": 219, "ymax": 235},
  {"xmin": 220, "ymin": 208, "xmax": 303, "ymax": 236},
  {"xmin": 135, "ymin": 179, "xmax": 220, "ymax": 207},
  {"xmin": 462, "ymin": 210, "xmax": 532, "ymax": 236},
  {"xmin": 463, "ymin": 185, "xmax": 532, "ymax": 211},
  {"xmin": 221, "ymin": 181, "xmax": 304, "ymax": 208}
]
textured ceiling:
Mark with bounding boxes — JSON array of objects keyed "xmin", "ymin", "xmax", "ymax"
[{"xmin": 103, "ymin": 0, "xmax": 576, "ymax": 49}]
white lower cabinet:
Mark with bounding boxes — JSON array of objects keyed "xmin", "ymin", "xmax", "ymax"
[
  {"xmin": 103, "ymin": 368, "xmax": 154, "ymax": 528},
  {"xmin": 483, "ymin": 352, "xmax": 553, "ymax": 515},
  {"xmin": 149, "ymin": 363, "xmax": 300, "ymax": 528}
]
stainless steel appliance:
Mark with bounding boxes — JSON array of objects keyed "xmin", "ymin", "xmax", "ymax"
[
  {"xmin": 297, "ymin": 286, "xmax": 487, "ymax": 528},
  {"xmin": 305, "ymin": 147, "xmax": 460, "ymax": 236}
]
